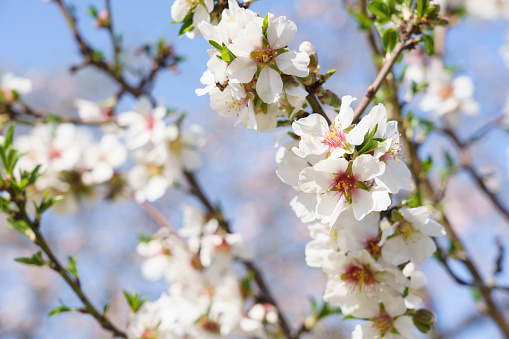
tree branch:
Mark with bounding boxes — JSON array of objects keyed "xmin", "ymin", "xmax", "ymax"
[
  {"xmin": 359, "ymin": 16, "xmax": 509, "ymax": 337},
  {"xmin": 353, "ymin": 21, "xmax": 418, "ymax": 121},
  {"xmin": 442, "ymin": 128, "xmax": 509, "ymax": 224},
  {"xmin": 9, "ymin": 191, "xmax": 126, "ymax": 338}
]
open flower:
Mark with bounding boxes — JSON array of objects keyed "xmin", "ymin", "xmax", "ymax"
[
  {"xmin": 299, "ymin": 155, "xmax": 389, "ymax": 222},
  {"xmin": 292, "ymin": 96, "xmax": 371, "ymax": 159},
  {"xmin": 380, "ymin": 207, "xmax": 446, "ymax": 265},
  {"xmin": 227, "ymin": 15, "xmax": 309, "ymax": 103}
]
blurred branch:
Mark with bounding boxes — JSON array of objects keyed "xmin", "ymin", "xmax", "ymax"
[
  {"xmin": 435, "ymin": 246, "xmax": 509, "ymax": 292},
  {"xmin": 441, "ymin": 128, "xmax": 509, "ymax": 224},
  {"xmin": 53, "ymin": 0, "xmax": 179, "ymax": 104},
  {"xmin": 359, "ymin": 13, "xmax": 509, "ymax": 337},
  {"xmin": 7, "ymin": 190, "xmax": 126, "ymax": 338},
  {"xmin": 104, "ymin": 0, "xmax": 121, "ymax": 76},
  {"xmin": 2, "ymin": 101, "xmax": 115, "ymax": 126}
]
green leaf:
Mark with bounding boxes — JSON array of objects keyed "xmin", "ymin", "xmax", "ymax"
[
  {"xmin": 49, "ymin": 305, "xmax": 72, "ymax": 317},
  {"xmin": 262, "ymin": 14, "xmax": 269, "ymax": 36},
  {"xmin": 422, "ymin": 34, "xmax": 434, "ymax": 55},
  {"xmin": 138, "ymin": 233, "xmax": 152, "ymax": 244},
  {"xmin": 322, "ymin": 69, "xmax": 337, "ymax": 82},
  {"xmin": 444, "ymin": 151, "xmax": 454, "ymax": 169},
  {"xmin": 346, "ymin": 8, "xmax": 373, "ymax": 30},
  {"xmin": 15, "ymin": 251, "xmax": 45, "ymax": 266},
  {"xmin": 7, "ymin": 218, "xmax": 36, "ymax": 241},
  {"xmin": 87, "ymin": 5, "xmax": 98, "ymax": 18},
  {"xmin": 5, "ymin": 124, "xmax": 15, "ymax": 148},
  {"xmin": 178, "ymin": 11, "xmax": 195, "ymax": 37},
  {"xmin": 318, "ymin": 302, "xmax": 342, "ymax": 319},
  {"xmin": 421, "ymin": 155, "xmax": 433, "ymax": 173},
  {"xmin": 355, "ymin": 180, "xmax": 369, "ymax": 191},
  {"xmin": 221, "ymin": 47, "xmax": 231, "ymax": 63},
  {"xmin": 416, "ymin": 0, "xmax": 429, "ymax": 17},
  {"xmin": 391, "ymin": 209, "xmax": 404, "ymax": 223},
  {"xmin": 123, "ymin": 290, "xmax": 148, "ymax": 312},
  {"xmin": 208, "ymin": 40, "xmax": 223, "ymax": 52},
  {"xmin": 382, "ymin": 28, "xmax": 398, "ymax": 54},
  {"xmin": 68, "ymin": 255, "xmax": 78, "ymax": 277},
  {"xmin": 368, "ymin": 0, "xmax": 391, "ymax": 22}
]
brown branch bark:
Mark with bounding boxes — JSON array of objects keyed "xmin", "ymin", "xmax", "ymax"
[{"xmin": 353, "ymin": 21, "xmax": 418, "ymax": 121}]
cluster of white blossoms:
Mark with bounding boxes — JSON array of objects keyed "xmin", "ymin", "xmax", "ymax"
[
  {"xmin": 128, "ymin": 205, "xmax": 282, "ymax": 339},
  {"xmin": 276, "ymin": 97, "xmax": 446, "ymax": 338},
  {"xmin": 15, "ymin": 123, "xmax": 127, "ymax": 213},
  {"xmin": 195, "ymin": 0, "xmax": 311, "ymax": 132},
  {"xmin": 13, "ymin": 94, "xmax": 205, "ymax": 210},
  {"xmin": 118, "ymin": 96, "xmax": 205, "ymax": 202}
]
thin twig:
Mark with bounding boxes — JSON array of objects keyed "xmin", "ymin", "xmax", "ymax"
[
  {"xmin": 360, "ymin": 18, "xmax": 509, "ymax": 337},
  {"xmin": 105, "ymin": 0, "xmax": 121, "ymax": 76},
  {"xmin": 353, "ymin": 21, "xmax": 418, "ymax": 121},
  {"xmin": 442, "ymin": 128, "xmax": 509, "ymax": 224},
  {"xmin": 9, "ymin": 190, "xmax": 126, "ymax": 338},
  {"xmin": 183, "ymin": 170, "xmax": 293, "ymax": 338}
]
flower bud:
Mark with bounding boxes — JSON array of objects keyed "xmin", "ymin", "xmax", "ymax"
[
  {"xmin": 95, "ymin": 10, "xmax": 110, "ymax": 28},
  {"xmin": 413, "ymin": 309, "xmax": 436, "ymax": 333},
  {"xmin": 300, "ymin": 41, "xmax": 318, "ymax": 71},
  {"xmin": 317, "ymin": 88, "xmax": 341, "ymax": 107}
]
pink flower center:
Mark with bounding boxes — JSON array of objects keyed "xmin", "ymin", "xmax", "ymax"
[
  {"xmin": 213, "ymin": 235, "xmax": 231, "ymax": 252},
  {"xmin": 146, "ymin": 116, "xmax": 155, "ymax": 130},
  {"xmin": 440, "ymin": 84, "xmax": 454, "ymax": 100},
  {"xmin": 321, "ymin": 124, "xmax": 347, "ymax": 150},
  {"xmin": 330, "ymin": 171, "xmax": 357, "ymax": 202},
  {"xmin": 101, "ymin": 107, "xmax": 113, "ymax": 117},
  {"xmin": 49, "ymin": 147, "xmax": 62, "ymax": 159},
  {"xmin": 380, "ymin": 137, "xmax": 403, "ymax": 163},
  {"xmin": 341, "ymin": 263, "xmax": 377, "ymax": 292}
]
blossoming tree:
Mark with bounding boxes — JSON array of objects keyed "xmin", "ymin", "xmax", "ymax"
[{"xmin": 1, "ymin": 0, "xmax": 509, "ymax": 338}]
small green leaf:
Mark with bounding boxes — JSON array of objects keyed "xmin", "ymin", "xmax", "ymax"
[
  {"xmin": 123, "ymin": 290, "xmax": 148, "ymax": 312},
  {"xmin": 49, "ymin": 305, "xmax": 72, "ymax": 317},
  {"xmin": 262, "ymin": 14, "xmax": 269, "ymax": 36},
  {"xmin": 68, "ymin": 255, "xmax": 78, "ymax": 277},
  {"xmin": 178, "ymin": 11, "xmax": 195, "ymax": 37},
  {"xmin": 346, "ymin": 8, "xmax": 373, "ymax": 30},
  {"xmin": 422, "ymin": 34, "xmax": 434, "ymax": 55},
  {"xmin": 322, "ymin": 69, "xmax": 337, "ymax": 82},
  {"xmin": 382, "ymin": 28, "xmax": 398, "ymax": 54},
  {"xmin": 15, "ymin": 251, "xmax": 45, "ymax": 266},
  {"xmin": 391, "ymin": 209, "xmax": 404, "ymax": 223},
  {"xmin": 5, "ymin": 124, "xmax": 15, "ymax": 148},
  {"xmin": 8, "ymin": 218, "xmax": 36, "ymax": 241},
  {"xmin": 421, "ymin": 155, "xmax": 433, "ymax": 173},
  {"xmin": 368, "ymin": 0, "xmax": 391, "ymax": 22},
  {"xmin": 87, "ymin": 5, "xmax": 98, "ymax": 18},
  {"xmin": 318, "ymin": 302, "xmax": 342, "ymax": 318},
  {"xmin": 208, "ymin": 40, "xmax": 223, "ymax": 52}
]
